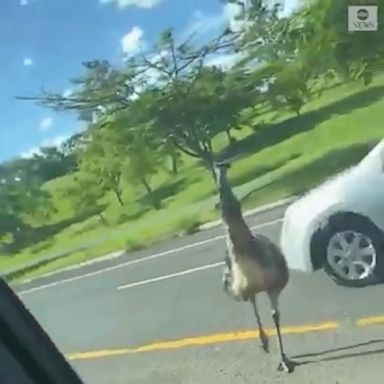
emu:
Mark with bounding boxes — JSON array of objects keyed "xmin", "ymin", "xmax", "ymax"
[{"xmin": 215, "ymin": 160, "xmax": 294, "ymax": 373}]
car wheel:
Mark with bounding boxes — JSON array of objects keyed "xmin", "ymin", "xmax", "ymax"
[{"xmin": 319, "ymin": 217, "xmax": 384, "ymax": 287}]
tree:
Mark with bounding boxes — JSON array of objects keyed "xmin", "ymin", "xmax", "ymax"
[
  {"xmin": 0, "ymin": 183, "xmax": 26, "ymax": 243},
  {"xmin": 61, "ymin": 132, "xmax": 89, "ymax": 157},
  {"xmin": 291, "ymin": 0, "xmax": 384, "ymax": 84},
  {"xmin": 34, "ymin": 146, "xmax": 77, "ymax": 181},
  {"xmin": 0, "ymin": 143, "xmax": 76, "ymax": 185},
  {"xmin": 59, "ymin": 173, "xmax": 108, "ymax": 225},
  {"xmin": 225, "ymin": 0, "xmax": 295, "ymax": 64},
  {"xmin": 133, "ymin": 28, "xmax": 238, "ymax": 162},
  {"xmin": 16, "ymin": 60, "xmax": 139, "ymax": 118},
  {"xmin": 15, "ymin": 177, "xmax": 55, "ymax": 223},
  {"xmin": 78, "ymin": 125, "xmax": 125, "ymax": 206},
  {"xmin": 141, "ymin": 76, "xmax": 218, "ymax": 171},
  {"xmin": 221, "ymin": 1, "xmax": 315, "ymax": 116},
  {"xmin": 161, "ymin": 138, "xmax": 182, "ymax": 175},
  {"xmin": 267, "ymin": 63, "xmax": 310, "ymax": 116},
  {"xmin": 132, "ymin": 64, "xmax": 258, "ymax": 175},
  {"xmin": 120, "ymin": 123, "xmax": 164, "ymax": 209},
  {"xmin": 100, "ymin": 107, "xmax": 166, "ymax": 209},
  {"xmin": 16, "ymin": 28, "xmax": 236, "ymax": 177},
  {"xmin": 207, "ymin": 66, "xmax": 261, "ymax": 142},
  {"xmin": 0, "ymin": 176, "xmax": 55, "ymax": 245}
]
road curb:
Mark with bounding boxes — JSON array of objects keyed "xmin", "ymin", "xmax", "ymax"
[
  {"xmin": 17, "ymin": 250, "xmax": 127, "ymax": 284},
  {"xmin": 198, "ymin": 196, "xmax": 296, "ymax": 231}
]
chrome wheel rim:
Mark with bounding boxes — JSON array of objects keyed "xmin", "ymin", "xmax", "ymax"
[{"xmin": 326, "ymin": 230, "xmax": 377, "ymax": 281}]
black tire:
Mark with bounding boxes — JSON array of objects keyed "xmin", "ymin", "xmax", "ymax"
[{"xmin": 314, "ymin": 214, "xmax": 384, "ymax": 287}]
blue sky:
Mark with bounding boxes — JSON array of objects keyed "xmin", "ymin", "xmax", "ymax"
[{"xmin": 0, "ymin": 0, "xmax": 298, "ymax": 162}]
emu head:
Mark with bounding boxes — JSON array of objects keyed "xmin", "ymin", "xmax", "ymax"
[
  {"xmin": 214, "ymin": 160, "xmax": 232, "ymax": 184},
  {"xmin": 214, "ymin": 159, "xmax": 241, "ymax": 218}
]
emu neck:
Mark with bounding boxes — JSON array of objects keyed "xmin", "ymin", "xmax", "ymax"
[{"xmin": 217, "ymin": 172, "xmax": 252, "ymax": 247}]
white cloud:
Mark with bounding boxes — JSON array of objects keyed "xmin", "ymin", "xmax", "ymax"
[
  {"xmin": 183, "ymin": 10, "xmax": 226, "ymax": 39},
  {"xmin": 43, "ymin": 135, "xmax": 68, "ymax": 148},
  {"xmin": 182, "ymin": 3, "xmax": 247, "ymax": 41},
  {"xmin": 21, "ymin": 148, "xmax": 39, "ymax": 159},
  {"xmin": 63, "ymin": 88, "xmax": 73, "ymax": 98},
  {"xmin": 281, "ymin": 0, "xmax": 300, "ymax": 17},
  {"xmin": 223, "ymin": 0, "xmax": 300, "ymax": 32},
  {"xmin": 121, "ymin": 26, "xmax": 144, "ymax": 55},
  {"xmin": 21, "ymin": 135, "xmax": 69, "ymax": 158},
  {"xmin": 100, "ymin": 0, "xmax": 162, "ymax": 9},
  {"xmin": 39, "ymin": 117, "xmax": 54, "ymax": 132},
  {"xmin": 181, "ymin": 1, "xmax": 299, "ymax": 43},
  {"xmin": 23, "ymin": 57, "xmax": 33, "ymax": 66},
  {"xmin": 224, "ymin": 2, "xmax": 245, "ymax": 33}
]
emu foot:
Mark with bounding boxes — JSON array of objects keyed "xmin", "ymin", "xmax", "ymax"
[
  {"xmin": 259, "ymin": 330, "xmax": 269, "ymax": 353},
  {"xmin": 277, "ymin": 355, "xmax": 295, "ymax": 373}
]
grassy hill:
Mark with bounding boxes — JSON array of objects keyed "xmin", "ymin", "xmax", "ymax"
[{"xmin": 2, "ymin": 74, "xmax": 384, "ymax": 281}]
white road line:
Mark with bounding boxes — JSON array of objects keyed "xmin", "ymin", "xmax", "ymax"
[
  {"xmin": 18, "ymin": 218, "xmax": 283, "ymax": 296},
  {"xmin": 117, "ymin": 261, "xmax": 225, "ymax": 291}
]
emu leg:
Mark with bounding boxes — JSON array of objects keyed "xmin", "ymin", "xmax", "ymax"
[
  {"xmin": 250, "ymin": 296, "xmax": 269, "ymax": 353},
  {"xmin": 269, "ymin": 293, "xmax": 295, "ymax": 373}
]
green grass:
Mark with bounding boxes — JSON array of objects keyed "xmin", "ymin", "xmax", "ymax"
[{"xmin": 2, "ymin": 74, "xmax": 384, "ymax": 281}]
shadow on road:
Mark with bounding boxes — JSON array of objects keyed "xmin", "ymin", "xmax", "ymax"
[{"xmin": 292, "ymin": 339, "xmax": 384, "ymax": 367}]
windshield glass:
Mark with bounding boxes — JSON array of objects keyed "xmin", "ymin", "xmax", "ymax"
[{"xmin": 1, "ymin": 1, "xmax": 384, "ymax": 383}]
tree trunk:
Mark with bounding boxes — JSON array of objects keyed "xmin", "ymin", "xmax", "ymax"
[
  {"xmin": 141, "ymin": 178, "xmax": 161, "ymax": 210},
  {"xmin": 336, "ymin": 62, "xmax": 351, "ymax": 83},
  {"xmin": 112, "ymin": 187, "xmax": 124, "ymax": 206},
  {"xmin": 170, "ymin": 154, "xmax": 178, "ymax": 175},
  {"xmin": 99, "ymin": 212, "xmax": 108, "ymax": 226},
  {"xmin": 225, "ymin": 128, "xmax": 235, "ymax": 145}
]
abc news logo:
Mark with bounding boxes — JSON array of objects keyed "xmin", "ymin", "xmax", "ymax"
[{"xmin": 348, "ymin": 6, "xmax": 378, "ymax": 31}]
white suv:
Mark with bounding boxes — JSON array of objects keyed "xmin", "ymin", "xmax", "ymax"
[{"xmin": 280, "ymin": 140, "xmax": 384, "ymax": 287}]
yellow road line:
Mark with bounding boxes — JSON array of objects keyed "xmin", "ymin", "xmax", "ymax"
[
  {"xmin": 356, "ymin": 315, "xmax": 384, "ymax": 327},
  {"xmin": 67, "ymin": 315, "xmax": 384, "ymax": 362},
  {"xmin": 67, "ymin": 321, "xmax": 339, "ymax": 361},
  {"xmin": 68, "ymin": 349, "xmax": 132, "ymax": 360}
]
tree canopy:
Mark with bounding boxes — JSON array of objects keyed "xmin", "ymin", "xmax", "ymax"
[{"xmin": 3, "ymin": 0, "xmax": 383, "ymax": 250}]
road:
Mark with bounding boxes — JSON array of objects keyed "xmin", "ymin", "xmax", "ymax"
[{"xmin": 14, "ymin": 205, "xmax": 384, "ymax": 384}]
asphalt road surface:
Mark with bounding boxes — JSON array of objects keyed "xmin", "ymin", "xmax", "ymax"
[{"xmin": 14, "ymin": 205, "xmax": 384, "ymax": 384}]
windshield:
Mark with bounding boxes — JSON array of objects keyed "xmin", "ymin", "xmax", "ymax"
[{"xmin": 1, "ymin": 1, "xmax": 384, "ymax": 383}]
